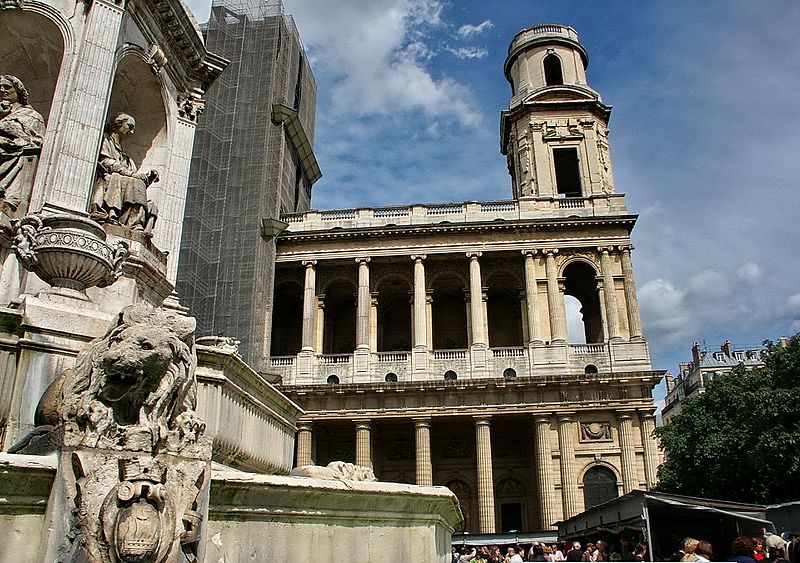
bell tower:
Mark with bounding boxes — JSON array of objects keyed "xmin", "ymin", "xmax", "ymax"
[{"xmin": 501, "ymin": 25, "xmax": 617, "ymax": 202}]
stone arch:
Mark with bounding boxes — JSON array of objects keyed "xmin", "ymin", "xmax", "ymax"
[
  {"xmin": 445, "ymin": 479, "xmax": 474, "ymax": 533},
  {"xmin": 430, "ymin": 270, "xmax": 468, "ymax": 349},
  {"xmin": 322, "ymin": 278, "xmax": 356, "ymax": 354},
  {"xmin": 106, "ymin": 50, "xmax": 169, "ymax": 178},
  {"xmin": 580, "ymin": 462, "xmax": 621, "ymax": 509},
  {"xmin": 271, "ymin": 280, "xmax": 303, "ymax": 356},
  {"xmin": 562, "ymin": 259, "xmax": 603, "ymax": 343},
  {"xmin": 496, "ymin": 477, "xmax": 526, "ymax": 497},
  {"xmin": 374, "ymin": 273, "xmax": 412, "ymax": 352},
  {"xmin": 485, "ymin": 269, "xmax": 523, "ymax": 348},
  {"xmin": 0, "ymin": 6, "xmax": 67, "ymax": 127},
  {"xmin": 543, "ymin": 52, "xmax": 564, "ymax": 86}
]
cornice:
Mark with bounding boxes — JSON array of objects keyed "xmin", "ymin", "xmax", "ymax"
[{"xmin": 277, "ymin": 215, "xmax": 638, "ymax": 245}]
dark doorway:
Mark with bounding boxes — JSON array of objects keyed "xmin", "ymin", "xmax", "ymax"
[
  {"xmin": 583, "ymin": 466, "xmax": 618, "ymax": 509},
  {"xmin": 553, "ymin": 147, "xmax": 582, "ymax": 197},
  {"xmin": 500, "ymin": 502, "xmax": 523, "ymax": 533}
]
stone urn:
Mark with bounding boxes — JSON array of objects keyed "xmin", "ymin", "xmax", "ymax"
[{"xmin": 12, "ymin": 213, "xmax": 128, "ymax": 299}]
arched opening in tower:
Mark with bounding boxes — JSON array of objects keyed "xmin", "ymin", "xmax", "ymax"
[
  {"xmin": 270, "ymin": 281, "xmax": 303, "ymax": 356},
  {"xmin": 543, "ymin": 53, "xmax": 564, "ymax": 86},
  {"xmin": 563, "ymin": 261, "xmax": 603, "ymax": 343}
]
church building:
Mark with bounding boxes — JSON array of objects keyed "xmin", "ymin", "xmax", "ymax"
[{"xmin": 267, "ymin": 25, "xmax": 663, "ymax": 534}]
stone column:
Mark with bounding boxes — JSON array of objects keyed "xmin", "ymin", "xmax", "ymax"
[
  {"xmin": 639, "ymin": 412, "xmax": 659, "ymax": 489},
  {"xmin": 355, "ymin": 257, "xmax": 371, "ymax": 350},
  {"xmin": 370, "ymin": 292, "xmax": 379, "ymax": 353},
  {"xmin": 523, "ymin": 250, "xmax": 543, "ymax": 344},
  {"xmin": 414, "ymin": 417, "xmax": 433, "ymax": 486},
  {"xmin": 545, "ymin": 250, "xmax": 567, "ymax": 343},
  {"xmin": 411, "ymin": 255, "xmax": 427, "ymax": 348},
  {"xmin": 33, "ymin": 0, "xmax": 126, "ymax": 213},
  {"xmin": 596, "ymin": 279, "xmax": 608, "ymax": 341},
  {"xmin": 619, "ymin": 245, "xmax": 643, "ymax": 339},
  {"xmin": 296, "ymin": 421, "xmax": 314, "ymax": 467},
  {"xmin": 425, "ymin": 291, "xmax": 434, "ymax": 349},
  {"xmin": 301, "ymin": 260, "xmax": 317, "ymax": 351},
  {"xmin": 618, "ymin": 413, "xmax": 639, "ymax": 493},
  {"xmin": 534, "ymin": 416, "xmax": 559, "ymax": 529},
  {"xmin": 474, "ymin": 416, "xmax": 496, "ymax": 533},
  {"xmin": 557, "ymin": 415, "xmax": 580, "ymax": 518},
  {"xmin": 355, "ymin": 419, "xmax": 372, "ymax": 469},
  {"xmin": 314, "ymin": 294, "xmax": 325, "ymax": 352},
  {"xmin": 467, "ymin": 252, "xmax": 486, "ymax": 346},
  {"xmin": 599, "ymin": 247, "xmax": 622, "ymax": 341}
]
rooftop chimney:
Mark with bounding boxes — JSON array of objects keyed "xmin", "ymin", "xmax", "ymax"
[{"xmin": 721, "ymin": 340, "xmax": 733, "ymax": 357}]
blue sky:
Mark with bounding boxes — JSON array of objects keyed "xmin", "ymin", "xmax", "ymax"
[{"xmin": 187, "ymin": 0, "xmax": 800, "ymax": 408}]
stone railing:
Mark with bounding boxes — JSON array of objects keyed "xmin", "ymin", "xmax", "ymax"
[
  {"xmin": 321, "ymin": 353, "xmax": 352, "ymax": 365},
  {"xmin": 376, "ymin": 351, "xmax": 409, "ymax": 362},
  {"xmin": 570, "ymin": 344, "xmax": 606, "ymax": 355},
  {"xmin": 278, "ymin": 195, "xmax": 629, "ymax": 233},
  {"xmin": 433, "ymin": 349, "xmax": 467, "ymax": 360},
  {"xmin": 269, "ymin": 355, "xmax": 295, "ymax": 366},
  {"xmin": 491, "ymin": 346, "xmax": 525, "ymax": 358},
  {"xmin": 196, "ymin": 344, "xmax": 303, "ymax": 474}
]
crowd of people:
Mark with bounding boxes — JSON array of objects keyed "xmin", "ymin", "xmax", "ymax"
[{"xmin": 451, "ymin": 533, "xmax": 800, "ymax": 562}]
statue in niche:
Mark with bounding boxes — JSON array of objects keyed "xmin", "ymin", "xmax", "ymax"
[
  {"xmin": 0, "ymin": 75, "xmax": 44, "ymax": 216},
  {"xmin": 90, "ymin": 113, "xmax": 159, "ymax": 234}
]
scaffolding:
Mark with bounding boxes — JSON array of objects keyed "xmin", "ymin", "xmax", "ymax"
[{"xmin": 177, "ymin": 0, "xmax": 317, "ymax": 366}]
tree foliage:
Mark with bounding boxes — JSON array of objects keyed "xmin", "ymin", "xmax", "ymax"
[{"xmin": 655, "ymin": 334, "xmax": 800, "ymax": 504}]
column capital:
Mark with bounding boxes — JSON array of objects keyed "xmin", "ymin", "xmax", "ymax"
[
  {"xmin": 533, "ymin": 414, "xmax": 552, "ymax": 425},
  {"xmin": 637, "ymin": 409, "xmax": 657, "ymax": 420},
  {"xmin": 597, "ymin": 245, "xmax": 614, "ymax": 254},
  {"xmin": 473, "ymin": 415, "xmax": 492, "ymax": 427},
  {"xmin": 355, "ymin": 256, "xmax": 371, "ymax": 265},
  {"xmin": 522, "ymin": 249, "xmax": 538, "ymax": 257},
  {"xmin": 557, "ymin": 414, "xmax": 575, "ymax": 424},
  {"xmin": 466, "ymin": 251, "xmax": 482, "ymax": 260},
  {"xmin": 543, "ymin": 248, "xmax": 559, "ymax": 256},
  {"xmin": 297, "ymin": 421, "xmax": 314, "ymax": 431},
  {"xmin": 302, "ymin": 259, "xmax": 317, "ymax": 268},
  {"xmin": 354, "ymin": 419, "xmax": 372, "ymax": 430},
  {"xmin": 618, "ymin": 244, "xmax": 634, "ymax": 253},
  {"xmin": 617, "ymin": 412, "xmax": 634, "ymax": 421},
  {"xmin": 410, "ymin": 254, "xmax": 427, "ymax": 262},
  {"xmin": 413, "ymin": 417, "xmax": 431, "ymax": 428}
]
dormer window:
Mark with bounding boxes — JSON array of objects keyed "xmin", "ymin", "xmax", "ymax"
[{"xmin": 544, "ymin": 53, "xmax": 564, "ymax": 86}]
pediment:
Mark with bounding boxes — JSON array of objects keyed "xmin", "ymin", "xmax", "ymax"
[{"xmin": 524, "ymin": 85, "xmax": 599, "ymax": 103}]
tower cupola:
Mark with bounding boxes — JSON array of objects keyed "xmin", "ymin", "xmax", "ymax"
[{"xmin": 504, "ymin": 24, "xmax": 589, "ymax": 98}]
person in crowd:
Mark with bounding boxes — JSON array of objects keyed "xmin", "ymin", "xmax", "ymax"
[
  {"xmin": 551, "ymin": 544, "xmax": 566, "ymax": 562},
  {"xmin": 566, "ymin": 542, "xmax": 584, "ymax": 562},
  {"xmin": 527, "ymin": 544, "xmax": 546, "ymax": 562},
  {"xmin": 592, "ymin": 540, "xmax": 609, "ymax": 562},
  {"xmin": 755, "ymin": 538, "xmax": 767, "ymax": 561},
  {"xmin": 765, "ymin": 545, "xmax": 789, "ymax": 563},
  {"xmin": 729, "ymin": 536, "xmax": 758, "ymax": 563},
  {"xmin": 459, "ymin": 546, "xmax": 477, "ymax": 563},
  {"xmin": 507, "ymin": 546, "xmax": 524, "ymax": 563},
  {"xmin": 681, "ymin": 538, "xmax": 700, "ymax": 562},
  {"xmin": 583, "ymin": 543, "xmax": 595, "ymax": 562},
  {"xmin": 632, "ymin": 544, "xmax": 647, "ymax": 562},
  {"xmin": 693, "ymin": 540, "xmax": 713, "ymax": 562}
]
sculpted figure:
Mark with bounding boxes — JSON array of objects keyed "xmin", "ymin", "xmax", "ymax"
[
  {"xmin": 291, "ymin": 461, "xmax": 378, "ymax": 482},
  {"xmin": 0, "ymin": 75, "xmax": 44, "ymax": 215},
  {"xmin": 30, "ymin": 303, "xmax": 203, "ymax": 451},
  {"xmin": 90, "ymin": 113, "xmax": 159, "ymax": 234}
]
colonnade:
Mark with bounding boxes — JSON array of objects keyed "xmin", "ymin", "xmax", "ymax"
[
  {"xmin": 295, "ymin": 409, "xmax": 659, "ymax": 532},
  {"xmin": 293, "ymin": 245, "xmax": 643, "ymax": 358}
]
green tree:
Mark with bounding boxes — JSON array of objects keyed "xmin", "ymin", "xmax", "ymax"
[{"xmin": 655, "ymin": 334, "xmax": 800, "ymax": 504}]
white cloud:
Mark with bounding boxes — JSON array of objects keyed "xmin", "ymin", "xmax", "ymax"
[
  {"xmin": 639, "ymin": 278, "xmax": 691, "ymax": 347},
  {"xmin": 285, "ymin": 0, "xmax": 480, "ymax": 125},
  {"xmin": 457, "ymin": 19, "xmax": 493, "ymax": 38},
  {"xmin": 446, "ymin": 46, "xmax": 488, "ymax": 60},
  {"xmin": 736, "ymin": 262, "xmax": 762, "ymax": 283}
]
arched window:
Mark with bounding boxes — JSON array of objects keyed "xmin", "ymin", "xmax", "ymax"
[
  {"xmin": 583, "ymin": 466, "xmax": 618, "ymax": 509},
  {"xmin": 326, "ymin": 374, "xmax": 340, "ymax": 385},
  {"xmin": 385, "ymin": 372, "xmax": 398, "ymax": 382},
  {"xmin": 444, "ymin": 370, "xmax": 458, "ymax": 381},
  {"xmin": 544, "ymin": 53, "xmax": 564, "ymax": 86},
  {"xmin": 503, "ymin": 367, "xmax": 517, "ymax": 379},
  {"xmin": 584, "ymin": 364, "xmax": 598, "ymax": 375}
]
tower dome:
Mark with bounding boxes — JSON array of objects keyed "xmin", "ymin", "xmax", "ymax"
[{"xmin": 504, "ymin": 24, "xmax": 589, "ymax": 98}]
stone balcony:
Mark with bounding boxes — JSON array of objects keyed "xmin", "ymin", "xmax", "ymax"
[
  {"xmin": 268, "ymin": 339, "xmax": 651, "ymax": 386},
  {"xmin": 279, "ymin": 195, "xmax": 629, "ymax": 233}
]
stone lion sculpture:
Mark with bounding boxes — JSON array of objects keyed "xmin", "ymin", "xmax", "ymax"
[
  {"xmin": 28, "ymin": 304, "xmax": 204, "ymax": 452},
  {"xmin": 291, "ymin": 461, "xmax": 377, "ymax": 482}
]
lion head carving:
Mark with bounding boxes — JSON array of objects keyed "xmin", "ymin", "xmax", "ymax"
[{"xmin": 34, "ymin": 304, "xmax": 205, "ymax": 452}]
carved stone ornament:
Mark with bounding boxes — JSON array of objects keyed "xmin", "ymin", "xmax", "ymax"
[
  {"xmin": 290, "ymin": 461, "xmax": 378, "ymax": 482},
  {"xmin": 176, "ymin": 92, "xmax": 205, "ymax": 123},
  {"xmin": 147, "ymin": 44, "xmax": 169, "ymax": 73},
  {"xmin": 196, "ymin": 335, "xmax": 240, "ymax": 354},
  {"xmin": 12, "ymin": 213, "xmax": 129, "ymax": 298},
  {"xmin": 11, "ymin": 304, "xmax": 211, "ymax": 562},
  {"xmin": 541, "ymin": 119, "xmax": 584, "ymax": 142},
  {"xmin": 580, "ymin": 421, "xmax": 612, "ymax": 441},
  {"xmin": 0, "ymin": 0, "xmax": 22, "ymax": 10}
]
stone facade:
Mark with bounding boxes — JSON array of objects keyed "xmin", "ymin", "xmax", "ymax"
[{"xmin": 271, "ymin": 25, "xmax": 663, "ymax": 534}]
